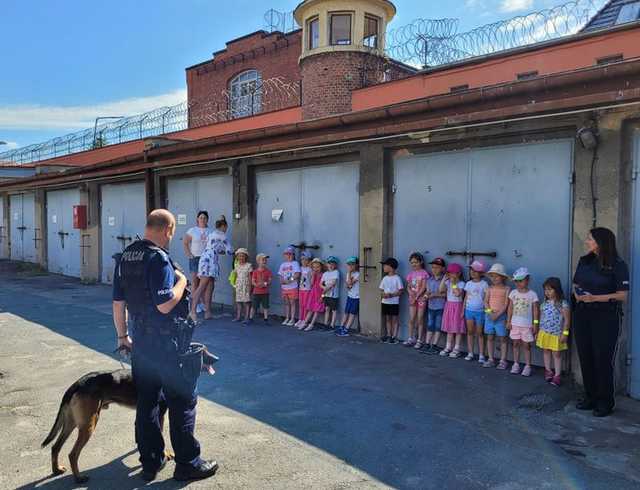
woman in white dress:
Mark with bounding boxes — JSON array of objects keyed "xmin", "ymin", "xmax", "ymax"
[{"xmin": 190, "ymin": 215, "xmax": 233, "ymax": 320}]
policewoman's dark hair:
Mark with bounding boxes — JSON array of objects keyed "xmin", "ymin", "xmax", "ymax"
[
  {"xmin": 197, "ymin": 210, "xmax": 209, "ymax": 220},
  {"xmin": 409, "ymin": 252, "xmax": 425, "ymax": 265},
  {"xmin": 215, "ymin": 215, "xmax": 228, "ymax": 230},
  {"xmin": 542, "ymin": 277, "xmax": 565, "ymax": 302},
  {"xmin": 589, "ymin": 227, "xmax": 619, "ymax": 270}
]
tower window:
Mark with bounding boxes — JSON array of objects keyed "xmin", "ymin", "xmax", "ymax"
[
  {"xmin": 330, "ymin": 13, "xmax": 352, "ymax": 45},
  {"xmin": 308, "ymin": 17, "xmax": 319, "ymax": 49},
  {"xmin": 229, "ymin": 70, "xmax": 262, "ymax": 119},
  {"xmin": 364, "ymin": 15, "xmax": 379, "ymax": 48}
]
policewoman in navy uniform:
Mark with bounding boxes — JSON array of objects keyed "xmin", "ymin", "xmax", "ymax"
[
  {"xmin": 573, "ymin": 227, "xmax": 629, "ymax": 417},
  {"xmin": 112, "ymin": 209, "xmax": 218, "ymax": 481}
]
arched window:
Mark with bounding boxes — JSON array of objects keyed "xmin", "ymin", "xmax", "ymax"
[{"xmin": 229, "ymin": 70, "xmax": 262, "ymax": 118}]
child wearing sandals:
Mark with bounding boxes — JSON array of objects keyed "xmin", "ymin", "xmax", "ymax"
[
  {"xmin": 507, "ymin": 267, "xmax": 540, "ymax": 377},
  {"xmin": 404, "ymin": 252, "xmax": 429, "ymax": 349},
  {"xmin": 279, "ymin": 246, "xmax": 301, "ymax": 326},
  {"xmin": 439, "ymin": 263, "xmax": 466, "ymax": 358},
  {"xmin": 463, "ymin": 260, "xmax": 489, "ymax": 362},
  {"xmin": 536, "ymin": 277, "xmax": 570, "ymax": 386},
  {"xmin": 295, "ymin": 251, "xmax": 314, "ymax": 328},
  {"xmin": 421, "ymin": 257, "xmax": 446, "ymax": 355},
  {"xmin": 298, "ymin": 258, "xmax": 325, "ymax": 331},
  {"xmin": 232, "ymin": 248, "xmax": 253, "ymax": 324},
  {"xmin": 483, "ymin": 264, "xmax": 511, "ymax": 369}
]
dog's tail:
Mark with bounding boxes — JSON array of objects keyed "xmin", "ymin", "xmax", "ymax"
[{"xmin": 41, "ymin": 384, "xmax": 76, "ymax": 448}]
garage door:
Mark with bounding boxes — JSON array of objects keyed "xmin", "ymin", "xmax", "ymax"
[
  {"xmin": 631, "ymin": 131, "xmax": 640, "ymax": 399},
  {"xmin": 100, "ymin": 182, "xmax": 146, "ymax": 283},
  {"xmin": 166, "ymin": 174, "xmax": 234, "ymax": 306},
  {"xmin": 393, "ymin": 140, "xmax": 573, "ymax": 348},
  {"xmin": 9, "ymin": 193, "xmax": 37, "ymax": 263},
  {"xmin": 256, "ymin": 162, "xmax": 359, "ymax": 315},
  {"xmin": 47, "ymin": 188, "xmax": 82, "ymax": 277},
  {"xmin": 0, "ymin": 198, "xmax": 6, "ymax": 259}
]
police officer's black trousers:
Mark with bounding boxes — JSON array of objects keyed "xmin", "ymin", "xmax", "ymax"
[
  {"xmin": 132, "ymin": 337, "xmax": 201, "ymax": 471},
  {"xmin": 574, "ymin": 306, "xmax": 620, "ymax": 411}
]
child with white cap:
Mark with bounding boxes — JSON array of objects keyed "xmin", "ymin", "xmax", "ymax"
[
  {"xmin": 322, "ymin": 256, "xmax": 341, "ymax": 331},
  {"xmin": 278, "ymin": 246, "xmax": 301, "ymax": 326},
  {"xmin": 463, "ymin": 260, "xmax": 489, "ymax": 362},
  {"xmin": 483, "ymin": 263, "xmax": 511, "ymax": 369},
  {"xmin": 507, "ymin": 267, "xmax": 540, "ymax": 377},
  {"xmin": 232, "ymin": 248, "xmax": 253, "ymax": 324}
]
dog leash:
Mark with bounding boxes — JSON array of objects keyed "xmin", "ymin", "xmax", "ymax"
[{"xmin": 113, "ymin": 344, "xmax": 131, "ymax": 369}]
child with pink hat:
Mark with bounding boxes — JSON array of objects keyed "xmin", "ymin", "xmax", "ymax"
[
  {"xmin": 463, "ymin": 260, "xmax": 489, "ymax": 363},
  {"xmin": 438, "ymin": 263, "xmax": 466, "ymax": 358}
]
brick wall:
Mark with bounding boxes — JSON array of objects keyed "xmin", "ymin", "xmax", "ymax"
[
  {"xmin": 186, "ymin": 30, "xmax": 302, "ymax": 127},
  {"xmin": 300, "ymin": 51, "xmax": 413, "ymax": 120}
]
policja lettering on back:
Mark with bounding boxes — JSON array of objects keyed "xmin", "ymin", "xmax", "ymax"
[{"xmin": 112, "ymin": 209, "xmax": 218, "ymax": 482}]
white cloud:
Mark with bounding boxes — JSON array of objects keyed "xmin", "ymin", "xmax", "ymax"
[
  {"xmin": 500, "ymin": 0, "xmax": 535, "ymax": 13},
  {"xmin": 0, "ymin": 89, "xmax": 187, "ymax": 131},
  {"xmin": 1, "ymin": 141, "xmax": 19, "ymax": 150}
]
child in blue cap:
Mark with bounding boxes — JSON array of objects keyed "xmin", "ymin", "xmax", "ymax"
[{"xmin": 337, "ymin": 256, "xmax": 360, "ymax": 337}]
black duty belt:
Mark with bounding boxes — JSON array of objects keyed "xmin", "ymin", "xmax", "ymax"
[{"xmin": 576, "ymin": 301, "xmax": 620, "ymax": 311}]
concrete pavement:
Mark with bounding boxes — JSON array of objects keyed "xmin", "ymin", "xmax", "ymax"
[{"xmin": 1, "ymin": 260, "xmax": 639, "ymax": 489}]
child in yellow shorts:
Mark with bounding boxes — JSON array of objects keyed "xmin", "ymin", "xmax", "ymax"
[{"xmin": 536, "ymin": 277, "xmax": 571, "ymax": 386}]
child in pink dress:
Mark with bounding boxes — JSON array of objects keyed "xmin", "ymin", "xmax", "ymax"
[
  {"xmin": 439, "ymin": 263, "xmax": 466, "ymax": 358},
  {"xmin": 404, "ymin": 252, "xmax": 429, "ymax": 349},
  {"xmin": 298, "ymin": 258, "xmax": 325, "ymax": 332}
]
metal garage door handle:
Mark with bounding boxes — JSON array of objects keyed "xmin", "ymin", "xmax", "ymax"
[
  {"xmin": 446, "ymin": 250, "xmax": 497, "ymax": 259},
  {"xmin": 361, "ymin": 247, "xmax": 377, "ymax": 283}
]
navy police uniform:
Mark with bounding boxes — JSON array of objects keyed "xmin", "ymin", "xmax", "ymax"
[
  {"xmin": 113, "ymin": 239, "xmax": 203, "ymax": 474},
  {"xmin": 573, "ymin": 253, "xmax": 629, "ymax": 413}
]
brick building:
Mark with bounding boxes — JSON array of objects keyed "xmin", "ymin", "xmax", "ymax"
[{"xmin": 2, "ymin": 0, "xmax": 640, "ymax": 397}]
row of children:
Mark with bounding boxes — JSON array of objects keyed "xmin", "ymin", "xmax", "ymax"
[
  {"xmin": 377, "ymin": 253, "xmax": 570, "ymax": 386},
  {"xmin": 229, "ymin": 246, "xmax": 359, "ymax": 337}
]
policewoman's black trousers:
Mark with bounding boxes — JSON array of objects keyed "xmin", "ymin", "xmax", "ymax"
[{"xmin": 574, "ymin": 305, "xmax": 620, "ymax": 411}]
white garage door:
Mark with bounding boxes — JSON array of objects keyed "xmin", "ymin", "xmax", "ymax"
[
  {"xmin": 100, "ymin": 182, "xmax": 146, "ymax": 283},
  {"xmin": 166, "ymin": 174, "xmax": 234, "ymax": 306},
  {"xmin": 256, "ymin": 162, "xmax": 360, "ymax": 315},
  {"xmin": 393, "ymin": 140, "xmax": 573, "ymax": 350},
  {"xmin": 0, "ymin": 198, "xmax": 6, "ymax": 259},
  {"xmin": 47, "ymin": 188, "xmax": 82, "ymax": 277},
  {"xmin": 631, "ymin": 130, "xmax": 640, "ymax": 399},
  {"xmin": 9, "ymin": 192, "xmax": 37, "ymax": 263}
]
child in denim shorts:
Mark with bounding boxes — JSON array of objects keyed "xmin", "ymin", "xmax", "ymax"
[{"xmin": 422, "ymin": 258, "xmax": 446, "ymax": 354}]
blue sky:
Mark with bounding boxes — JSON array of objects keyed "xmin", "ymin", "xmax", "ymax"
[{"xmin": 0, "ymin": 0, "xmax": 604, "ymax": 150}]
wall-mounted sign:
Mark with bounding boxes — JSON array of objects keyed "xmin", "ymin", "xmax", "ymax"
[
  {"xmin": 177, "ymin": 214, "xmax": 187, "ymax": 225},
  {"xmin": 108, "ymin": 216, "xmax": 116, "ymax": 226},
  {"xmin": 272, "ymin": 209, "xmax": 284, "ymax": 222},
  {"xmin": 51, "ymin": 215, "xmax": 57, "ymax": 224}
]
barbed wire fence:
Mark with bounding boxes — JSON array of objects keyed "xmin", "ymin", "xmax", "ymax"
[
  {"xmin": 386, "ymin": 0, "xmax": 606, "ymax": 68},
  {"xmin": 0, "ymin": 77, "xmax": 301, "ymax": 165},
  {"xmin": 1, "ymin": 0, "xmax": 608, "ymax": 165}
]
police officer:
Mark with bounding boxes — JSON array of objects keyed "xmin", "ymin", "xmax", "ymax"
[
  {"xmin": 112, "ymin": 209, "xmax": 218, "ymax": 481},
  {"xmin": 573, "ymin": 227, "xmax": 629, "ymax": 417}
]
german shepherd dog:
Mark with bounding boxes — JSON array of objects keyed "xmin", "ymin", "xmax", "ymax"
[{"xmin": 42, "ymin": 346, "xmax": 217, "ymax": 483}]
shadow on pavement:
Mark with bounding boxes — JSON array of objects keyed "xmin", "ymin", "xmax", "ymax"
[{"xmin": 2, "ymin": 261, "xmax": 638, "ymax": 490}]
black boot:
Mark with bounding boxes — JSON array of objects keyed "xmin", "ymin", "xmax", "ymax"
[
  {"xmin": 174, "ymin": 460, "xmax": 218, "ymax": 481},
  {"xmin": 575, "ymin": 399, "xmax": 595, "ymax": 410}
]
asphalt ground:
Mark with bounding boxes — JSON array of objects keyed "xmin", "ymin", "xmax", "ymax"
[{"xmin": 1, "ymin": 260, "xmax": 639, "ymax": 490}]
